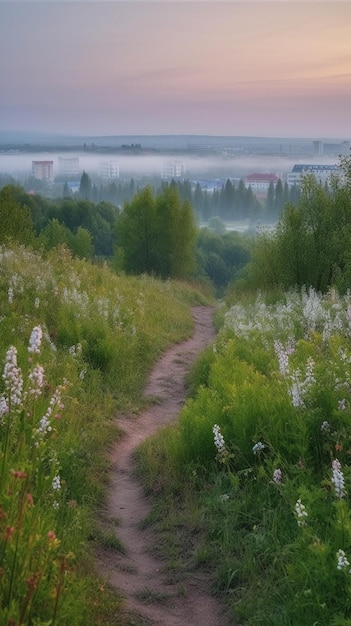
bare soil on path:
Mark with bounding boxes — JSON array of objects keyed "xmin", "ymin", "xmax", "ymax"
[{"xmin": 95, "ymin": 307, "xmax": 231, "ymax": 626}]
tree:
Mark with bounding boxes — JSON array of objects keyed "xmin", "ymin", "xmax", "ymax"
[
  {"xmin": 91, "ymin": 184, "xmax": 99, "ymax": 203},
  {"xmin": 70, "ymin": 227, "xmax": 93, "ymax": 259},
  {"xmin": 193, "ymin": 183, "xmax": 204, "ymax": 215},
  {"xmin": 222, "ymin": 179, "xmax": 236, "ymax": 219},
  {"xmin": 196, "ymin": 227, "xmax": 251, "ymax": 292},
  {"xmin": 245, "ymin": 170, "xmax": 351, "ymax": 293},
  {"xmin": 79, "ymin": 171, "xmax": 92, "ymax": 200},
  {"xmin": 0, "ymin": 185, "xmax": 35, "ymax": 246},
  {"xmin": 237, "ymin": 179, "xmax": 247, "ymax": 216},
  {"xmin": 116, "ymin": 186, "xmax": 158, "ymax": 274},
  {"xmin": 266, "ymin": 181, "xmax": 275, "ymax": 215},
  {"xmin": 39, "ymin": 218, "xmax": 71, "ymax": 250},
  {"xmin": 159, "ymin": 185, "xmax": 197, "ymax": 278},
  {"xmin": 274, "ymin": 178, "xmax": 284, "ymax": 213},
  {"xmin": 116, "ymin": 186, "xmax": 197, "ymax": 279}
]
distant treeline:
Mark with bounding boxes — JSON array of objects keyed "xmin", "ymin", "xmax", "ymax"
[
  {"xmin": 74, "ymin": 172, "xmax": 302, "ymax": 222},
  {"xmin": 0, "ymin": 170, "xmax": 302, "ymax": 224}
]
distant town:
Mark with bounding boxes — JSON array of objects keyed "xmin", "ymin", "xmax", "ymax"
[{"xmin": 0, "ymin": 135, "xmax": 349, "ymax": 211}]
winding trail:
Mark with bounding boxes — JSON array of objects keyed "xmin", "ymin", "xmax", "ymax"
[{"xmin": 95, "ymin": 307, "xmax": 230, "ymax": 626}]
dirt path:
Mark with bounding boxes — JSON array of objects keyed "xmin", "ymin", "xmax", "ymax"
[{"xmin": 95, "ymin": 307, "xmax": 231, "ymax": 626}]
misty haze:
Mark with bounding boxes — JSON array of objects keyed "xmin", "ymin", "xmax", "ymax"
[{"xmin": 0, "ymin": 134, "xmax": 345, "ymax": 233}]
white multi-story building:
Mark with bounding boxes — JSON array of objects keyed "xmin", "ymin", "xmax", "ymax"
[
  {"xmin": 58, "ymin": 156, "xmax": 80, "ymax": 177},
  {"xmin": 99, "ymin": 160, "xmax": 119, "ymax": 179},
  {"xmin": 161, "ymin": 161, "xmax": 185, "ymax": 180},
  {"xmin": 287, "ymin": 164, "xmax": 339, "ymax": 187},
  {"xmin": 312, "ymin": 140, "xmax": 350, "ymax": 157},
  {"xmin": 313, "ymin": 141, "xmax": 324, "ymax": 157},
  {"xmin": 32, "ymin": 160, "xmax": 54, "ymax": 182}
]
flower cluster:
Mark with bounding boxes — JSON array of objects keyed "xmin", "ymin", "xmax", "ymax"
[
  {"xmin": 28, "ymin": 326, "xmax": 43, "ymax": 354},
  {"xmin": 289, "ymin": 358, "xmax": 315, "ymax": 409},
  {"xmin": 28, "ymin": 365, "xmax": 45, "ymax": 398},
  {"xmin": 295, "ymin": 498, "xmax": 308, "ymax": 527},
  {"xmin": 52, "ymin": 475, "xmax": 61, "ymax": 491},
  {"xmin": 213, "ymin": 424, "xmax": 226, "ymax": 454},
  {"xmin": 336, "ymin": 549, "xmax": 351, "ymax": 572},
  {"xmin": 7, "ymin": 273, "xmax": 24, "ymax": 305},
  {"xmin": 0, "ymin": 396, "xmax": 9, "ymax": 420},
  {"xmin": 252, "ymin": 441, "xmax": 265, "ymax": 455},
  {"xmin": 3, "ymin": 346, "xmax": 23, "ymax": 407},
  {"xmin": 274, "ymin": 338, "xmax": 295, "ymax": 376},
  {"xmin": 331, "ymin": 459, "xmax": 346, "ymax": 499},
  {"xmin": 38, "ymin": 385, "xmax": 65, "ymax": 436},
  {"xmin": 68, "ymin": 343, "xmax": 82, "ymax": 357},
  {"xmin": 272, "ymin": 468, "xmax": 283, "ymax": 484}
]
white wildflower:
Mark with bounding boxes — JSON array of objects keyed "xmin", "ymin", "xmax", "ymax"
[
  {"xmin": 0, "ymin": 396, "xmax": 9, "ymax": 423},
  {"xmin": 272, "ymin": 468, "xmax": 283, "ymax": 484},
  {"xmin": 3, "ymin": 346, "xmax": 23, "ymax": 406},
  {"xmin": 295, "ymin": 498, "xmax": 308, "ymax": 526},
  {"xmin": 336, "ymin": 549, "xmax": 351, "ymax": 572},
  {"xmin": 332, "ymin": 459, "xmax": 346, "ymax": 499},
  {"xmin": 28, "ymin": 326, "xmax": 43, "ymax": 354},
  {"xmin": 252, "ymin": 441, "xmax": 265, "ymax": 455},
  {"xmin": 219, "ymin": 493, "xmax": 230, "ymax": 502},
  {"xmin": 213, "ymin": 424, "xmax": 226, "ymax": 454},
  {"xmin": 38, "ymin": 415, "xmax": 52, "ymax": 434},
  {"xmin": 274, "ymin": 338, "xmax": 295, "ymax": 376},
  {"xmin": 28, "ymin": 365, "xmax": 45, "ymax": 398},
  {"xmin": 52, "ymin": 475, "xmax": 61, "ymax": 491}
]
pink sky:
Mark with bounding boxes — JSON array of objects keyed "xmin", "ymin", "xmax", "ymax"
[{"xmin": 0, "ymin": 1, "xmax": 350, "ymax": 138}]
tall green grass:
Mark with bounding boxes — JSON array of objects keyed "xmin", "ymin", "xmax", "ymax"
[
  {"xmin": 0, "ymin": 243, "xmax": 211, "ymax": 624},
  {"xmin": 137, "ymin": 287, "xmax": 351, "ymax": 625}
]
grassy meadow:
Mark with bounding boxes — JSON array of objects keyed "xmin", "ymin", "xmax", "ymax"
[
  {"xmin": 0, "ymin": 243, "xmax": 210, "ymax": 625},
  {"xmin": 4, "ymin": 233, "xmax": 351, "ymax": 624},
  {"xmin": 137, "ymin": 287, "xmax": 351, "ymax": 625}
]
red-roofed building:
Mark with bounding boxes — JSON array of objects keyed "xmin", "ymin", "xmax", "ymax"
[{"xmin": 245, "ymin": 173, "xmax": 279, "ymax": 192}]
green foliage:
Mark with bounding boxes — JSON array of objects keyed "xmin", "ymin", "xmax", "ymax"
[
  {"xmin": 265, "ymin": 178, "xmax": 301, "ymax": 220},
  {"xmin": 196, "ymin": 227, "xmax": 252, "ymax": 292},
  {"xmin": 0, "ymin": 242, "xmax": 210, "ymax": 624},
  {"xmin": 0, "ymin": 185, "xmax": 35, "ymax": 246},
  {"xmin": 4, "ymin": 185, "xmax": 119, "ymax": 258},
  {"xmin": 136, "ymin": 287, "xmax": 351, "ymax": 624},
  {"xmin": 79, "ymin": 171, "xmax": 92, "ymax": 200},
  {"xmin": 116, "ymin": 185, "xmax": 197, "ymax": 279},
  {"xmin": 39, "ymin": 220, "xmax": 93, "ymax": 259},
  {"xmin": 245, "ymin": 163, "xmax": 351, "ymax": 294},
  {"xmin": 185, "ymin": 344, "xmax": 216, "ymax": 396}
]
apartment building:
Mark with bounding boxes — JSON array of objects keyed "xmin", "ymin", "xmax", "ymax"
[
  {"xmin": 32, "ymin": 160, "xmax": 54, "ymax": 182},
  {"xmin": 58, "ymin": 156, "xmax": 80, "ymax": 177},
  {"xmin": 99, "ymin": 160, "xmax": 120, "ymax": 179},
  {"xmin": 287, "ymin": 164, "xmax": 338, "ymax": 187}
]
